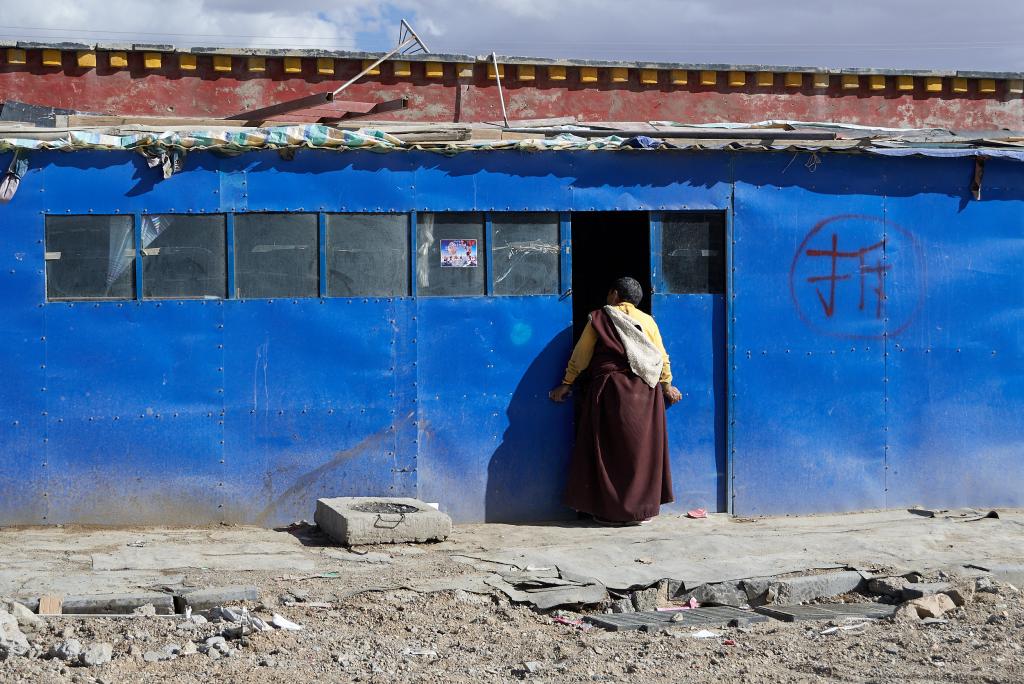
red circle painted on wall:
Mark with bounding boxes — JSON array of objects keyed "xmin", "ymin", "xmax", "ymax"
[{"xmin": 789, "ymin": 214, "xmax": 926, "ymax": 339}]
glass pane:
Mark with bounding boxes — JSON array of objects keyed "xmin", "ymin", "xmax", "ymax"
[
  {"xmin": 45, "ymin": 215, "xmax": 135, "ymax": 300},
  {"xmin": 234, "ymin": 213, "xmax": 318, "ymax": 299},
  {"xmin": 416, "ymin": 213, "xmax": 485, "ymax": 297},
  {"xmin": 661, "ymin": 213, "xmax": 726, "ymax": 294},
  {"xmin": 142, "ymin": 215, "xmax": 226, "ymax": 299},
  {"xmin": 326, "ymin": 214, "xmax": 409, "ymax": 297},
  {"xmin": 492, "ymin": 212, "xmax": 560, "ymax": 295}
]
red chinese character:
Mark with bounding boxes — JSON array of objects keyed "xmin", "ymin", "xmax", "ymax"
[{"xmin": 805, "ymin": 234, "xmax": 888, "ymax": 318}]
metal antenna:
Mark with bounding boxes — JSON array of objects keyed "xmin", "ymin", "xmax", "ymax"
[{"xmin": 331, "ymin": 19, "xmax": 430, "ymax": 97}]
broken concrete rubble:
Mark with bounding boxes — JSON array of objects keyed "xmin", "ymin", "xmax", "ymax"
[
  {"xmin": 174, "ymin": 585, "xmax": 260, "ymax": 612},
  {"xmin": 901, "ymin": 582, "xmax": 953, "ymax": 600},
  {"xmin": 905, "ymin": 593, "xmax": 957, "ymax": 619},
  {"xmin": 79, "ymin": 642, "xmax": 113, "ymax": 667},
  {"xmin": 485, "ymin": 568, "xmax": 606, "ymax": 610},
  {"xmin": 0, "ymin": 609, "xmax": 30, "ymax": 660},
  {"xmin": 63, "ymin": 592, "xmax": 174, "ymax": 615},
  {"xmin": 868, "ymin": 576, "xmax": 909, "ymax": 597}
]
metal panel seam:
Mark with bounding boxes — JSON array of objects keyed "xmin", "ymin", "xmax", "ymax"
[{"xmin": 726, "ymin": 158, "xmax": 736, "ymax": 515}]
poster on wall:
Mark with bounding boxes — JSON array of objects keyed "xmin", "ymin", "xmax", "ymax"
[{"xmin": 440, "ymin": 239, "xmax": 478, "ymax": 268}]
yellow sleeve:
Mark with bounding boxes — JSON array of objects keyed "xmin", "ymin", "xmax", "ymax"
[
  {"xmin": 563, "ymin": 322, "xmax": 597, "ymax": 384},
  {"xmin": 641, "ymin": 317, "xmax": 673, "ymax": 385}
]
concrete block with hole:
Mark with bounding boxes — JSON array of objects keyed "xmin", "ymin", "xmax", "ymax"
[{"xmin": 314, "ymin": 497, "xmax": 452, "ymax": 546}]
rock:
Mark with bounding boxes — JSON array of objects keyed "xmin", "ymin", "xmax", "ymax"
[
  {"xmin": 986, "ymin": 612, "xmax": 1008, "ymax": 625},
  {"xmin": 80, "ymin": 643, "xmax": 113, "ymax": 667},
  {"xmin": 976, "ymin": 576, "xmax": 999, "ymax": 594},
  {"xmin": 176, "ymin": 621, "xmax": 197, "ymax": 632},
  {"xmin": 610, "ymin": 599, "xmax": 634, "ymax": 613},
  {"xmin": 894, "ymin": 604, "xmax": 920, "ymax": 622},
  {"xmin": 524, "ymin": 661, "xmax": 543, "ymax": 673},
  {"xmin": 142, "ymin": 651, "xmax": 165, "ymax": 663},
  {"xmin": 631, "ymin": 587, "xmax": 660, "ymax": 612},
  {"xmin": 944, "ymin": 587, "xmax": 971, "ymax": 607},
  {"xmin": 8, "ymin": 602, "xmax": 44, "ymax": 633},
  {"xmin": 685, "ymin": 581, "xmax": 747, "ymax": 607},
  {"xmin": 181, "ymin": 642, "xmax": 197, "ymax": 656},
  {"xmin": 206, "ymin": 648, "xmax": 221, "ymax": 660},
  {"xmin": 901, "ymin": 582, "xmax": 953, "ymax": 600},
  {"xmin": 132, "ymin": 604, "xmax": 157, "ymax": 616},
  {"xmin": 190, "ymin": 614, "xmax": 208, "ymax": 625},
  {"xmin": 728, "ymin": 618, "xmax": 751, "ymax": 628},
  {"xmin": 868, "ymin": 576, "xmax": 909, "ymax": 598},
  {"xmin": 0, "ymin": 610, "xmax": 30, "ymax": 659},
  {"xmin": 48, "ymin": 638, "xmax": 83, "ymax": 662},
  {"xmin": 289, "ymin": 588, "xmax": 310, "ymax": 602},
  {"xmin": 259, "ymin": 656, "xmax": 277, "ymax": 667},
  {"xmin": 906, "ymin": 594, "xmax": 956, "ymax": 619}
]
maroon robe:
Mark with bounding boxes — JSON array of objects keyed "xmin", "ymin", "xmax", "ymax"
[{"xmin": 563, "ymin": 308, "xmax": 674, "ymax": 522}]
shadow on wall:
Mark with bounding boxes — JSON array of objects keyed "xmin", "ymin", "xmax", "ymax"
[{"xmin": 485, "ymin": 326, "xmax": 575, "ymax": 523}]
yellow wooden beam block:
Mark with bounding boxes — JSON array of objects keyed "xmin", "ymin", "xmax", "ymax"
[
  {"xmin": 812, "ymin": 73, "xmax": 830, "ymax": 89},
  {"xmin": 283, "ymin": 56, "xmax": 302, "ymax": 74},
  {"xmin": 700, "ymin": 70, "xmax": 717, "ymax": 86},
  {"xmin": 951, "ymin": 77, "xmax": 968, "ymax": 93},
  {"xmin": 486, "ymin": 62, "xmax": 504, "ymax": 80},
  {"xmin": 1009, "ymin": 79, "xmax": 1024, "ymax": 94},
  {"xmin": 841, "ymin": 74, "xmax": 859, "ymax": 89},
  {"xmin": 41, "ymin": 49, "xmax": 62, "ymax": 67},
  {"xmin": 108, "ymin": 51, "xmax": 128, "ymax": 69},
  {"xmin": 896, "ymin": 75, "xmax": 914, "ymax": 91},
  {"xmin": 610, "ymin": 67, "xmax": 628, "ymax": 83},
  {"xmin": 6, "ymin": 48, "xmax": 26, "ymax": 65},
  {"xmin": 728, "ymin": 70, "xmax": 746, "ymax": 87},
  {"xmin": 361, "ymin": 59, "xmax": 380, "ymax": 76},
  {"xmin": 516, "ymin": 64, "xmax": 535, "ymax": 81},
  {"xmin": 640, "ymin": 69, "xmax": 658, "ymax": 85},
  {"xmin": 580, "ymin": 66, "xmax": 598, "ymax": 83},
  {"xmin": 669, "ymin": 69, "xmax": 687, "ymax": 85},
  {"xmin": 213, "ymin": 55, "xmax": 232, "ymax": 72},
  {"xmin": 143, "ymin": 52, "xmax": 162, "ymax": 70},
  {"xmin": 425, "ymin": 61, "xmax": 444, "ymax": 79},
  {"xmin": 978, "ymin": 78, "xmax": 996, "ymax": 94},
  {"xmin": 547, "ymin": 65, "xmax": 566, "ymax": 81},
  {"xmin": 76, "ymin": 51, "xmax": 96, "ymax": 68},
  {"xmin": 179, "ymin": 54, "xmax": 198, "ymax": 71},
  {"xmin": 756, "ymin": 72, "xmax": 774, "ymax": 87},
  {"xmin": 457, "ymin": 63, "xmax": 474, "ymax": 78},
  {"xmin": 393, "ymin": 60, "xmax": 411, "ymax": 77},
  {"xmin": 316, "ymin": 57, "xmax": 334, "ymax": 75},
  {"xmin": 246, "ymin": 56, "xmax": 265, "ymax": 72},
  {"xmin": 924, "ymin": 77, "xmax": 943, "ymax": 92},
  {"xmin": 869, "ymin": 75, "xmax": 886, "ymax": 90},
  {"xmin": 784, "ymin": 72, "xmax": 803, "ymax": 88}
]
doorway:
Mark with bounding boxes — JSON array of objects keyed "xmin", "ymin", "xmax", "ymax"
[{"xmin": 570, "ymin": 211, "xmax": 651, "ymax": 341}]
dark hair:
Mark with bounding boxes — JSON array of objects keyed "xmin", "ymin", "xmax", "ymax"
[{"xmin": 611, "ymin": 277, "xmax": 643, "ymax": 305}]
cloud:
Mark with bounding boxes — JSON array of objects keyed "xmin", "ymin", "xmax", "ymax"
[{"xmin": 0, "ymin": 0, "xmax": 1019, "ymax": 70}]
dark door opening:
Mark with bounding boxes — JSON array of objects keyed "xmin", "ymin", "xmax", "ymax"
[{"xmin": 570, "ymin": 212, "xmax": 651, "ymax": 341}]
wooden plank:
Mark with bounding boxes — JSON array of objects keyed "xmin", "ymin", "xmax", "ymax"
[{"xmin": 38, "ymin": 594, "xmax": 63, "ymax": 615}]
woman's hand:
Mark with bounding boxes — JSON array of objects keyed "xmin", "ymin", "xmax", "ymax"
[
  {"xmin": 549, "ymin": 384, "xmax": 572, "ymax": 402},
  {"xmin": 662, "ymin": 384, "xmax": 682, "ymax": 406}
]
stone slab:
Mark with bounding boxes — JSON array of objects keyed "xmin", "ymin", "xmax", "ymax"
[
  {"xmin": 174, "ymin": 585, "xmax": 260, "ymax": 612},
  {"xmin": 586, "ymin": 606, "xmax": 768, "ymax": 632},
  {"xmin": 62, "ymin": 592, "xmax": 175, "ymax": 615},
  {"xmin": 754, "ymin": 603, "xmax": 897, "ymax": 622},
  {"xmin": 901, "ymin": 582, "xmax": 952, "ymax": 600},
  {"xmin": 315, "ymin": 497, "xmax": 452, "ymax": 546},
  {"xmin": 771, "ymin": 571, "xmax": 866, "ymax": 604}
]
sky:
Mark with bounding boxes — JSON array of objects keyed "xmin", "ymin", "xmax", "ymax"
[{"xmin": 0, "ymin": 0, "xmax": 1020, "ymax": 72}]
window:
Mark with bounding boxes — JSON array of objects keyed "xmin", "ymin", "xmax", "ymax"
[
  {"xmin": 661, "ymin": 213, "xmax": 726, "ymax": 294},
  {"xmin": 416, "ymin": 213, "xmax": 485, "ymax": 297},
  {"xmin": 141, "ymin": 215, "xmax": 226, "ymax": 299},
  {"xmin": 492, "ymin": 213, "xmax": 560, "ymax": 295},
  {"xmin": 45, "ymin": 215, "xmax": 135, "ymax": 300},
  {"xmin": 326, "ymin": 214, "xmax": 409, "ymax": 297},
  {"xmin": 234, "ymin": 213, "xmax": 318, "ymax": 299}
]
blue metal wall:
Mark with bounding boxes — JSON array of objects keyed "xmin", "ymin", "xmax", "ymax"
[
  {"xmin": 0, "ymin": 149, "xmax": 731, "ymax": 525},
  {"xmin": 1, "ymin": 147, "xmax": 1019, "ymax": 524}
]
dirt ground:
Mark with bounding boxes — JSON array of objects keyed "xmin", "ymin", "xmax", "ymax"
[{"xmin": 2, "ymin": 520, "xmax": 1024, "ymax": 684}]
